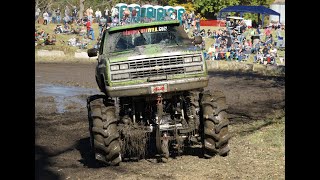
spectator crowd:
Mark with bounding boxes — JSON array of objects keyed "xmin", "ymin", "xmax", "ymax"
[{"xmin": 35, "ymin": 4, "xmax": 285, "ymax": 65}]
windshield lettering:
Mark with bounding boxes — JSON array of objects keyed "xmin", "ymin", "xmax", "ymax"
[{"xmin": 123, "ymin": 26, "xmax": 168, "ymax": 36}]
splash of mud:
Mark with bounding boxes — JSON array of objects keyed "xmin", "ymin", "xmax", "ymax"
[{"xmin": 118, "ymin": 123, "xmax": 150, "ymax": 160}]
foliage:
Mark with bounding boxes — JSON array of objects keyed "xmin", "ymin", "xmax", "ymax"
[
  {"xmin": 193, "ymin": 0, "xmax": 240, "ymax": 17},
  {"xmin": 168, "ymin": 0, "xmax": 193, "ymax": 6},
  {"xmin": 168, "ymin": 0, "xmax": 178, "ymax": 6},
  {"xmin": 173, "ymin": 2, "xmax": 195, "ymax": 13}
]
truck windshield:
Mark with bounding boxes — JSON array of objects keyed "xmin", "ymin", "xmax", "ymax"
[{"xmin": 106, "ymin": 25, "xmax": 192, "ymax": 53}]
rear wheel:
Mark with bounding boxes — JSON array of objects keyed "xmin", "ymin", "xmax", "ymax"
[
  {"xmin": 201, "ymin": 90, "xmax": 230, "ymax": 158},
  {"xmin": 87, "ymin": 95, "xmax": 121, "ymax": 166}
]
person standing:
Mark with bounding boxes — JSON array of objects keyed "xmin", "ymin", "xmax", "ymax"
[
  {"xmin": 51, "ymin": 10, "xmax": 56, "ymax": 23},
  {"xmin": 195, "ymin": 13, "xmax": 201, "ymax": 32},
  {"xmin": 65, "ymin": 6, "xmax": 70, "ymax": 19},
  {"xmin": 264, "ymin": 26, "xmax": 271, "ymax": 41},
  {"xmin": 55, "ymin": 8, "xmax": 61, "ymax": 24},
  {"xmin": 35, "ymin": 7, "xmax": 41, "ymax": 21},
  {"xmin": 47, "ymin": 10, "xmax": 52, "ymax": 24},
  {"xmin": 43, "ymin": 11, "xmax": 49, "ymax": 25},
  {"xmin": 123, "ymin": 8, "xmax": 130, "ymax": 24},
  {"xmin": 131, "ymin": 8, "xmax": 137, "ymax": 23},
  {"xmin": 104, "ymin": 8, "xmax": 109, "ymax": 19},
  {"xmin": 95, "ymin": 9, "xmax": 102, "ymax": 23},
  {"xmin": 89, "ymin": 7, "xmax": 93, "ymax": 22},
  {"xmin": 90, "ymin": 27, "xmax": 95, "ymax": 40},
  {"xmin": 72, "ymin": 6, "xmax": 78, "ymax": 23},
  {"xmin": 86, "ymin": 20, "xmax": 91, "ymax": 38},
  {"xmin": 111, "ymin": 6, "xmax": 118, "ymax": 22},
  {"xmin": 187, "ymin": 14, "xmax": 192, "ymax": 31},
  {"xmin": 98, "ymin": 17, "xmax": 106, "ymax": 35}
]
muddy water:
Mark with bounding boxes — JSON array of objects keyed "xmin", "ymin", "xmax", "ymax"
[{"xmin": 35, "ymin": 84, "xmax": 99, "ymax": 113}]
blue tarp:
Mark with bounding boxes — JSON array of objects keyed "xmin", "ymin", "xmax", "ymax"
[{"xmin": 219, "ymin": 5, "xmax": 280, "ymax": 26}]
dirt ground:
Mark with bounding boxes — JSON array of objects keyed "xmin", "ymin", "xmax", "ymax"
[{"xmin": 35, "ymin": 63, "xmax": 285, "ymax": 180}]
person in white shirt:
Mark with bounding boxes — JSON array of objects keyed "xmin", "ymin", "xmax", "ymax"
[
  {"xmin": 111, "ymin": 6, "xmax": 118, "ymax": 22},
  {"xmin": 43, "ymin": 11, "xmax": 49, "ymax": 25},
  {"xmin": 95, "ymin": 9, "xmax": 102, "ymax": 23},
  {"xmin": 269, "ymin": 45, "xmax": 277, "ymax": 61}
]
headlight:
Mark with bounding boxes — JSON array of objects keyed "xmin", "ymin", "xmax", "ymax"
[
  {"xmin": 193, "ymin": 56, "xmax": 201, "ymax": 62},
  {"xmin": 120, "ymin": 64, "xmax": 129, "ymax": 70},
  {"xmin": 184, "ymin": 57, "xmax": 192, "ymax": 63},
  {"xmin": 112, "ymin": 73, "xmax": 130, "ymax": 80},
  {"xmin": 111, "ymin": 65, "xmax": 119, "ymax": 71},
  {"xmin": 186, "ymin": 66, "xmax": 202, "ymax": 72}
]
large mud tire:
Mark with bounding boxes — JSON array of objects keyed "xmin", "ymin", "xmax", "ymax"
[
  {"xmin": 87, "ymin": 95, "xmax": 121, "ymax": 166},
  {"xmin": 201, "ymin": 90, "xmax": 230, "ymax": 158}
]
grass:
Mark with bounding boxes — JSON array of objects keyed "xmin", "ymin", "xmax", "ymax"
[
  {"xmin": 35, "ymin": 22, "xmax": 100, "ymax": 54},
  {"xmin": 225, "ymin": 110, "xmax": 285, "ymax": 179}
]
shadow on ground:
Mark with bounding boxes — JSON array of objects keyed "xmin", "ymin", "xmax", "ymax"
[
  {"xmin": 35, "ymin": 145, "xmax": 62, "ymax": 180},
  {"xmin": 76, "ymin": 137, "xmax": 107, "ymax": 168}
]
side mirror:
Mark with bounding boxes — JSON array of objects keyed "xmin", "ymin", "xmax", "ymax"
[
  {"xmin": 193, "ymin": 36, "xmax": 203, "ymax": 45},
  {"xmin": 87, "ymin": 48, "xmax": 98, "ymax": 57}
]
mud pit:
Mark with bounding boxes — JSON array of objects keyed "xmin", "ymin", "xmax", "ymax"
[{"xmin": 35, "ymin": 63, "xmax": 285, "ymax": 180}]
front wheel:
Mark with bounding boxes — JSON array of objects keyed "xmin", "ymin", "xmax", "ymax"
[
  {"xmin": 87, "ymin": 95, "xmax": 122, "ymax": 166},
  {"xmin": 201, "ymin": 90, "xmax": 230, "ymax": 158}
]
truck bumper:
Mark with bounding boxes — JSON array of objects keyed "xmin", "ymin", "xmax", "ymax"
[{"xmin": 106, "ymin": 76, "xmax": 208, "ymax": 97}]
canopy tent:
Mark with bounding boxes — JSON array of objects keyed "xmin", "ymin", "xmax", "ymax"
[{"xmin": 218, "ymin": 5, "xmax": 280, "ymax": 27}]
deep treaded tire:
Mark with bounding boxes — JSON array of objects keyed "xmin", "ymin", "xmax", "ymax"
[
  {"xmin": 201, "ymin": 90, "xmax": 230, "ymax": 158},
  {"xmin": 87, "ymin": 95, "xmax": 121, "ymax": 166}
]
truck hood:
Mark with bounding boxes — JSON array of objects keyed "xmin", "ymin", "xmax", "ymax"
[{"xmin": 108, "ymin": 44, "xmax": 203, "ymax": 62}]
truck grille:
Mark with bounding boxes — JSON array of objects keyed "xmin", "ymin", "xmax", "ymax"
[
  {"xmin": 110, "ymin": 53, "xmax": 203, "ymax": 81},
  {"xmin": 129, "ymin": 56, "xmax": 184, "ymax": 69}
]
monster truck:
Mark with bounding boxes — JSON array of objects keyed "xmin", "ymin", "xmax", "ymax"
[{"xmin": 86, "ymin": 20, "xmax": 230, "ymax": 166}]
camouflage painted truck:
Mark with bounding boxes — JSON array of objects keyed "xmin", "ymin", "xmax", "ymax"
[{"xmin": 86, "ymin": 20, "xmax": 230, "ymax": 165}]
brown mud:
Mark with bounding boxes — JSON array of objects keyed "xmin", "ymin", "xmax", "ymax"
[{"xmin": 35, "ymin": 63, "xmax": 285, "ymax": 180}]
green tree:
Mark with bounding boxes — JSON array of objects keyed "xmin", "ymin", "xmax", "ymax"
[{"xmin": 193, "ymin": 0, "xmax": 239, "ymax": 18}]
